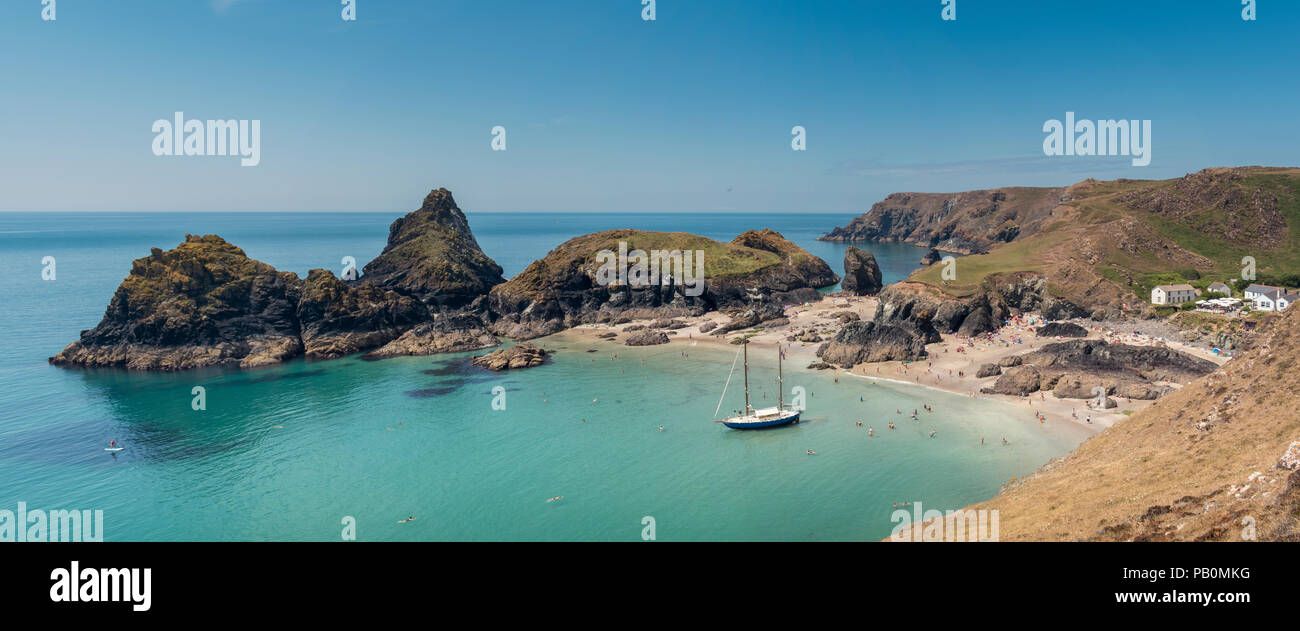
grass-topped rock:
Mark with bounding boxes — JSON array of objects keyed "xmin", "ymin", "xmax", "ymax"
[{"xmin": 487, "ymin": 228, "xmax": 837, "ymax": 340}]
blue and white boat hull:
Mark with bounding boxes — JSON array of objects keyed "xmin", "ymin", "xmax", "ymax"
[{"xmin": 721, "ymin": 408, "xmax": 800, "ymax": 430}]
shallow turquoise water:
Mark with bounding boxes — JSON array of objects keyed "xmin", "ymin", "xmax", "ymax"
[{"xmin": 0, "ymin": 212, "xmax": 1089, "ymax": 541}]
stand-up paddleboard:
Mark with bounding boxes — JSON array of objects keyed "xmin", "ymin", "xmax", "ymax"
[{"xmin": 105, "ymin": 447, "xmax": 123, "ymax": 452}]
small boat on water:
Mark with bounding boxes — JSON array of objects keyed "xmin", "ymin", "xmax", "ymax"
[{"xmin": 714, "ymin": 341, "xmax": 800, "ymax": 430}]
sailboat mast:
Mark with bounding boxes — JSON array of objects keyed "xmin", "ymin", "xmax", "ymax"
[
  {"xmin": 778, "ymin": 344, "xmax": 783, "ymax": 409},
  {"xmin": 742, "ymin": 341, "xmax": 750, "ymax": 413}
]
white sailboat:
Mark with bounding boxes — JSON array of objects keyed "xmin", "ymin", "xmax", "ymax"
[{"xmin": 714, "ymin": 341, "xmax": 801, "ymax": 430}]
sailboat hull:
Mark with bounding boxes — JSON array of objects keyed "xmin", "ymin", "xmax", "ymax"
[{"xmin": 721, "ymin": 410, "xmax": 801, "ymax": 430}]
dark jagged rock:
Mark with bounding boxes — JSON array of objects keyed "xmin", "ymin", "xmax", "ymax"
[
  {"xmin": 981, "ymin": 340, "xmax": 1216, "ymax": 399},
  {"xmin": 920, "ymin": 248, "xmax": 943, "ymax": 266},
  {"xmin": 364, "ymin": 314, "xmax": 499, "ymax": 359},
  {"xmin": 981, "ymin": 365, "xmax": 1044, "ymax": 396},
  {"xmin": 51, "ymin": 187, "xmax": 510, "ymax": 372},
  {"xmin": 1026, "ymin": 340, "xmax": 1217, "ymax": 384},
  {"xmin": 625, "ymin": 330, "xmax": 670, "ymax": 346},
  {"xmin": 361, "ymin": 188, "xmax": 505, "ymax": 309},
  {"xmin": 817, "ymin": 319, "xmax": 940, "ymax": 366},
  {"xmin": 1037, "ymin": 322, "xmax": 1089, "ymax": 338},
  {"xmin": 471, "ymin": 344, "xmax": 549, "ymax": 371},
  {"xmin": 697, "ymin": 321, "xmax": 718, "ymax": 333},
  {"xmin": 999, "ymin": 355, "xmax": 1024, "ymax": 368},
  {"xmin": 297, "ymin": 269, "xmax": 428, "ymax": 360},
  {"xmin": 488, "ymin": 229, "xmax": 835, "ymax": 340},
  {"xmin": 873, "ymin": 275, "xmax": 1089, "ymax": 339},
  {"xmin": 976, "ymin": 363, "xmax": 1002, "ymax": 378},
  {"xmin": 841, "ymin": 246, "xmax": 883, "ymax": 296},
  {"xmin": 49, "ymin": 235, "xmax": 305, "ymax": 371}
]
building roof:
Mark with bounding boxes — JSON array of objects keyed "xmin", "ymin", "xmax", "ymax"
[
  {"xmin": 1246, "ymin": 284, "xmax": 1282, "ymax": 293},
  {"xmin": 1154, "ymin": 284, "xmax": 1195, "ymax": 292}
]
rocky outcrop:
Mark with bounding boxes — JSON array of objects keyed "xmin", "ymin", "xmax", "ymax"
[
  {"xmin": 819, "ymin": 186, "xmax": 1066, "ymax": 253},
  {"xmin": 919, "ymin": 248, "xmax": 943, "ymax": 266},
  {"xmin": 625, "ymin": 330, "xmax": 670, "ymax": 346},
  {"xmin": 49, "ymin": 235, "xmax": 307, "ymax": 371},
  {"xmin": 817, "ymin": 319, "xmax": 941, "ymax": 366},
  {"xmin": 976, "ymin": 363, "xmax": 1002, "ymax": 378},
  {"xmin": 873, "ymin": 275, "xmax": 1090, "ymax": 339},
  {"xmin": 364, "ymin": 314, "xmax": 498, "ymax": 359},
  {"xmin": 841, "ymin": 246, "xmax": 883, "ymax": 296},
  {"xmin": 982, "ymin": 365, "xmax": 1043, "ymax": 395},
  {"xmin": 488, "ymin": 229, "xmax": 836, "ymax": 340},
  {"xmin": 361, "ymin": 188, "xmax": 505, "ymax": 309},
  {"xmin": 471, "ymin": 344, "xmax": 549, "ymax": 371},
  {"xmin": 1036, "ymin": 322, "xmax": 1089, "ymax": 338},
  {"xmin": 297, "ymin": 269, "xmax": 427, "ymax": 359},
  {"xmin": 999, "ymin": 355, "xmax": 1024, "ymax": 368},
  {"xmin": 51, "ymin": 188, "xmax": 509, "ymax": 371},
  {"xmin": 831, "ymin": 311, "xmax": 861, "ymax": 324},
  {"xmin": 980, "ymin": 340, "xmax": 1217, "ymax": 399},
  {"xmin": 711, "ymin": 304, "xmax": 785, "ymax": 336}
]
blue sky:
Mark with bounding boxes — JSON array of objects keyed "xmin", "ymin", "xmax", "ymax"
[{"xmin": 1, "ymin": 0, "xmax": 1296, "ymax": 212}]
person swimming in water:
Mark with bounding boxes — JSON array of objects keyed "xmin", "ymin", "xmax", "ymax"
[
  {"xmin": 547, "ymin": 496, "xmax": 563, "ymax": 503},
  {"xmin": 398, "ymin": 515, "xmax": 415, "ymax": 524}
]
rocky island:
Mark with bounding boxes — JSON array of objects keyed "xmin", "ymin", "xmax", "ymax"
[
  {"xmin": 486, "ymin": 228, "xmax": 837, "ymax": 340},
  {"xmin": 50, "ymin": 189, "xmax": 507, "ymax": 371},
  {"xmin": 50, "ymin": 189, "xmax": 840, "ymax": 371}
]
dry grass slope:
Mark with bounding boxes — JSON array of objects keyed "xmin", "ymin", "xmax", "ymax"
[{"xmin": 968, "ymin": 305, "xmax": 1300, "ymax": 541}]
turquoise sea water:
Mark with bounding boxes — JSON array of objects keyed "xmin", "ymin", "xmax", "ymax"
[{"xmin": 0, "ymin": 212, "xmax": 1090, "ymax": 541}]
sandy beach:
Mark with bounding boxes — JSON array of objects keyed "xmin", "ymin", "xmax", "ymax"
[{"xmin": 557, "ymin": 294, "xmax": 1229, "ymax": 432}]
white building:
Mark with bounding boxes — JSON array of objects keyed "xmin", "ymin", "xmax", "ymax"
[
  {"xmin": 1206, "ymin": 281, "xmax": 1232, "ymax": 295},
  {"xmin": 1256, "ymin": 289, "xmax": 1299, "ymax": 311},
  {"xmin": 1245, "ymin": 284, "xmax": 1284, "ymax": 300},
  {"xmin": 1152, "ymin": 284, "xmax": 1196, "ymax": 305}
]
